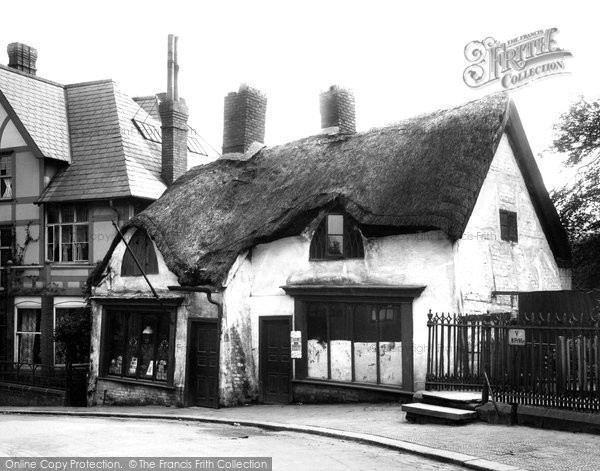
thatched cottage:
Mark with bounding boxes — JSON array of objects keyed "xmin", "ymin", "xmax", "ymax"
[{"xmin": 88, "ymin": 87, "xmax": 571, "ymax": 407}]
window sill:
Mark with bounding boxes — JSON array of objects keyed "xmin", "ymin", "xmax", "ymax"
[
  {"xmin": 100, "ymin": 376, "xmax": 174, "ymax": 390},
  {"xmin": 292, "ymin": 378, "xmax": 411, "ymax": 394}
]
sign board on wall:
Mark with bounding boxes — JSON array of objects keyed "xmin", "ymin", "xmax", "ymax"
[
  {"xmin": 508, "ymin": 329, "xmax": 526, "ymax": 346},
  {"xmin": 290, "ymin": 331, "xmax": 302, "ymax": 359}
]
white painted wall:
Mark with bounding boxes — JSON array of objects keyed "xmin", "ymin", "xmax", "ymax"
[
  {"xmin": 454, "ymin": 133, "xmax": 566, "ymax": 314},
  {"xmin": 0, "ymin": 101, "xmax": 27, "ymax": 149},
  {"xmin": 221, "ymin": 227, "xmax": 456, "ymax": 398}
]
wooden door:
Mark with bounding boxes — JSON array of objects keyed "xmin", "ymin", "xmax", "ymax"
[
  {"xmin": 260, "ymin": 316, "xmax": 292, "ymax": 404},
  {"xmin": 189, "ymin": 321, "xmax": 219, "ymax": 408}
]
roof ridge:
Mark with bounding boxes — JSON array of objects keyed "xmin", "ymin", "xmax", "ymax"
[
  {"xmin": 65, "ymin": 79, "xmax": 114, "ymax": 89},
  {"xmin": 0, "ymin": 63, "xmax": 64, "ymax": 88}
]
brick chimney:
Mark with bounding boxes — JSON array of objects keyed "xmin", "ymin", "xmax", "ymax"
[
  {"xmin": 159, "ymin": 35, "xmax": 188, "ymax": 186},
  {"xmin": 7, "ymin": 42, "xmax": 38, "ymax": 75},
  {"xmin": 222, "ymin": 84, "xmax": 267, "ymax": 154},
  {"xmin": 319, "ymin": 85, "xmax": 355, "ymax": 134}
]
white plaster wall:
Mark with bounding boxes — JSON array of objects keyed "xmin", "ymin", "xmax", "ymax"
[
  {"xmin": 0, "ymin": 103, "xmax": 27, "ymax": 149},
  {"xmin": 455, "ymin": 133, "xmax": 565, "ymax": 313},
  {"xmin": 222, "ymin": 228, "xmax": 456, "ymax": 395}
]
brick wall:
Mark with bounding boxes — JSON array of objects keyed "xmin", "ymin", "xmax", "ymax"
[
  {"xmin": 95, "ymin": 378, "xmax": 184, "ymax": 407},
  {"xmin": 159, "ymin": 100, "xmax": 189, "ymax": 186},
  {"xmin": 222, "ymin": 85, "xmax": 267, "ymax": 154},
  {"xmin": 0, "ymin": 382, "xmax": 65, "ymax": 406},
  {"xmin": 319, "ymin": 86, "xmax": 356, "ymax": 134}
]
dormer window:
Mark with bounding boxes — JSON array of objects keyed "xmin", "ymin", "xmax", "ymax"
[
  {"xmin": 499, "ymin": 210, "xmax": 518, "ymax": 243},
  {"xmin": 309, "ymin": 214, "xmax": 364, "ymax": 260},
  {"xmin": 121, "ymin": 230, "xmax": 158, "ymax": 276}
]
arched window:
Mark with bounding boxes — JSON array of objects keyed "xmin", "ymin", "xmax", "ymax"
[
  {"xmin": 121, "ymin": 230, "xmax": 158, "ymax": 276},
  {"xmin": 309, "ymin": 214, "xmax": 364, "ymax": 260}
]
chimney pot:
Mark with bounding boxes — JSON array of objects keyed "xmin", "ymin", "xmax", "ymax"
[
  {"xmin": 7, "ymin": 42, "xmax": 38, "ymax": 75},
  {"xmin": 319, "ymin": 85, "xmax": 356, "ymax": 134},
  {"xmin": 222, "ymin": 84, "xmax": 267, "ymax": 154}
]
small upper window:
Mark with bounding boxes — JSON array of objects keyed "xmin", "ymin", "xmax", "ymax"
[
  {"xmin": 499, "ymin": 210, "xmax": 518, "ymax": 243},
  {"xmin": 0, "ymin": 154, "xmax": 13, "ymax": 199},
  {"xmin": 122, "ymin": 230, "xmax": 158, "ymax": 276},
  {"xmin": 309, "ymin": 214, "xmax": 364, "ymax": 260}
]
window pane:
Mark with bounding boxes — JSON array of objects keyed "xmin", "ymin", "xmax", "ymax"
[
  {"xmin": 18, "ymin": 333, "xmax": 40, "ymax": 363},
  {"xmin": 76, "ymin": 225, "xmax": 88, "ymax": 243},
  {"xmin": 353, "ymin": 305, "xmax": 377, "ymax": 383},
  {"xmin": 0, "ymin": 227, "xmax": 12, "ymax": 247},
  {"xmin": 307, "ymin": 303, "xmax": 328, "ymax": 379},
  {"xmin": 62, "ymin": 206, "xmax": 75, "ymax": 223},
  {"xmin": 125, "ymin": 315, "xmax": 142, "ymax": 378},
  {"xmin": 76, "ymin": 205, "xmax": 88, "ymax": 222},
  {"xmin": 139, "ymin": 315, "xmax": 158, "ymax": 379},
  {"xmin": 61, "ymin": 226, "xmax": 73, "ymax": 261},
  {"xmin": 327, "ymin": 215, "xmax": 344, "ymax": 235},
  {"xmin": 156, "ymin": 316, "xmax": 170, "ymax": 381},
  {"xmin": 0, "ymin": 156, "xmax": 10, "ymax": 176},
  {"xmin": 18, "ymin": 309, "xmax": 41, "ymax": 333},
  {"xmin": 107, "ymin": 312, "xmax": 126, "ymax": 376},
  {"xmin": 47, "ymin": 206, "xmax": 59, "ymax": 224},
  {"xmin": 327, "ymin": 235, "xmax": 343, "ymax": 256},
  {"xmin": 379, "ymin": 342, "xmax": 402, "ymax": 385},
  {"xmin": 329, "ymin": 304, "xmax": 351, "ymax": 381}
]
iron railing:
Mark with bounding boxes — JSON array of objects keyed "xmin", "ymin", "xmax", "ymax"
[{"xmin": 426, "ymin": 310, "xmax": 600, "ymax": 412}]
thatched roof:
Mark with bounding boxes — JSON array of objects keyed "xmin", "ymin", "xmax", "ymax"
[{"xmin": 96, "ymin": 92, "xmax": 570, "ymax": 287}]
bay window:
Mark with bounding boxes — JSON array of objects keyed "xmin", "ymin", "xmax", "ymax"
[{"xmin": 47, "ymin": 204, "xmax": 89, "ymax": 262}]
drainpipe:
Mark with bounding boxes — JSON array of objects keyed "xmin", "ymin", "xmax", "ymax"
[{"xmin": 167, "ymin": 285, "xmax": 223, "ymax": 408}]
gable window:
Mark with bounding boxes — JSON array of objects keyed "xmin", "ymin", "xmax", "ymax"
[
  {"xmin": 104, "ymin": 308, "xmax": 174, "ymax": 384},
  {"xmin": 0, "ymin": 154, "xmax": 13, "ymax": 199},
  {"xmin": 499, "ymin": 210, "xmax": 518, "ymax": 243},
  {"xmin": 121, "ymin": 230, "xmax": 158, "ymax": 276},
  {"xmin": 47, "ymin": 205, "xmax": 89, "ymax": 262},
  {"xmin": 309, "ymin": 214, "xmax": 364, "ymax": 260}
]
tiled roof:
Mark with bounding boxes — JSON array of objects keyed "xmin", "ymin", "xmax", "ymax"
[
  {"xmin": 0, "ymin": 65, "xmax": 70, "ymax": 162},
  {"xmin": 37, "ymin": 81, "xmax": 165, "ymax": 202}
]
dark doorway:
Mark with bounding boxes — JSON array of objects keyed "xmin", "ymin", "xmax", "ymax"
[
  {"xmin": 188, "ymin": 320, "xmax": 219, "ymax": 408},
  {"xmin": 260, "ymin": 316, "xmax": 292, "ymax": 404}
]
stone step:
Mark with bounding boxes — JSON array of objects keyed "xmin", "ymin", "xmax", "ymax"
[
  {"xmin": 414, "ymin": 390, "xmax": 483, "ymax": 411},
  {"xmin": 402, "ymin": 402, "xmax": 478, "ymax": 424}
]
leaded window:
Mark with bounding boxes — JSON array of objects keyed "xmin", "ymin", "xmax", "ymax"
[
  {"xmin": 309, "ymin": 214, "xmax": 364, "ymax": 260},
  {"xmin": 499, "ymin": 210, "xmax": 518, "ymax": 243}
]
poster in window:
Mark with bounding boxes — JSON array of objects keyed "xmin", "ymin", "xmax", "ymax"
[{"xmin": 146, "ymin": 360, "xmax": 154, "ymax": 377}]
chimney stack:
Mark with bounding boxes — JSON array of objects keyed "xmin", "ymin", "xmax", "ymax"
[
  {"xmin": 7, "ymin": 42, "xmax": 38, "ymax": 75},
  {"xmin": 222, "ymin": 84, "xmax": 267, "ymax": 154},
  {"xmin": 319, "ymin": 85, "xmax": 355, "ymax": 134},
  {"xmin": 159, "ymin": 34, "xmax": 188, "ymax": 186}
]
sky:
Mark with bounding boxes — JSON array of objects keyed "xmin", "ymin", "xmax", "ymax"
[{"xmin": 1, "ymin": 0, "xmax": 597, "ymax": 190}]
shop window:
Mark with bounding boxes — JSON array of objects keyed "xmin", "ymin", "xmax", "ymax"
[
  {"xmin": 104, "ymin": 309, "xmax": 172, "ymax": 383},
  {"xmin": 47, "ymin": 204, "xmax": 89, "ymax": 262},
  {"xmin": 15, "ymin": 309, "xmax": 41, "ymax": 364},
  {"xmin": 54, "ymin": 308, "xmax": 89, "ymax": 365},
  {"xmin": 309, "ymin": 214, "xmax": 364, "ymax": 260},
  {"xmin": 121, "ymin": 230, "xmax": 159, "ymax": 276},
  {"xmin": 0, "ymin": 154, "xmax": 13, "ymax": 199},
  {"xmin": 306, "ymin": 302, "xmax": 405, "ymax": 386},
  {"xmin": 499, "ymin": 210, "xmax": 518, "ymax": 243}
]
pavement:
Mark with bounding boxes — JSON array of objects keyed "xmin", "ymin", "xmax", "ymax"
[{"xmin": 1, "ymin": 403, "xmax": 599, "ymax": 471}]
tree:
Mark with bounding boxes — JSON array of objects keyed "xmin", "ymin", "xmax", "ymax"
[{"xmin": 550, "ymin": 95, "xmax": 600, "ymax": 290}]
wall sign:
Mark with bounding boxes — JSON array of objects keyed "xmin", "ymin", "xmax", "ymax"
[
  {"xmin": 508, "ymin": 329, "xmax": 526, "ymax": 346},
  {"xmin": 290, "ymin": 331, "xmax": 302, "ymax": 359}
]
